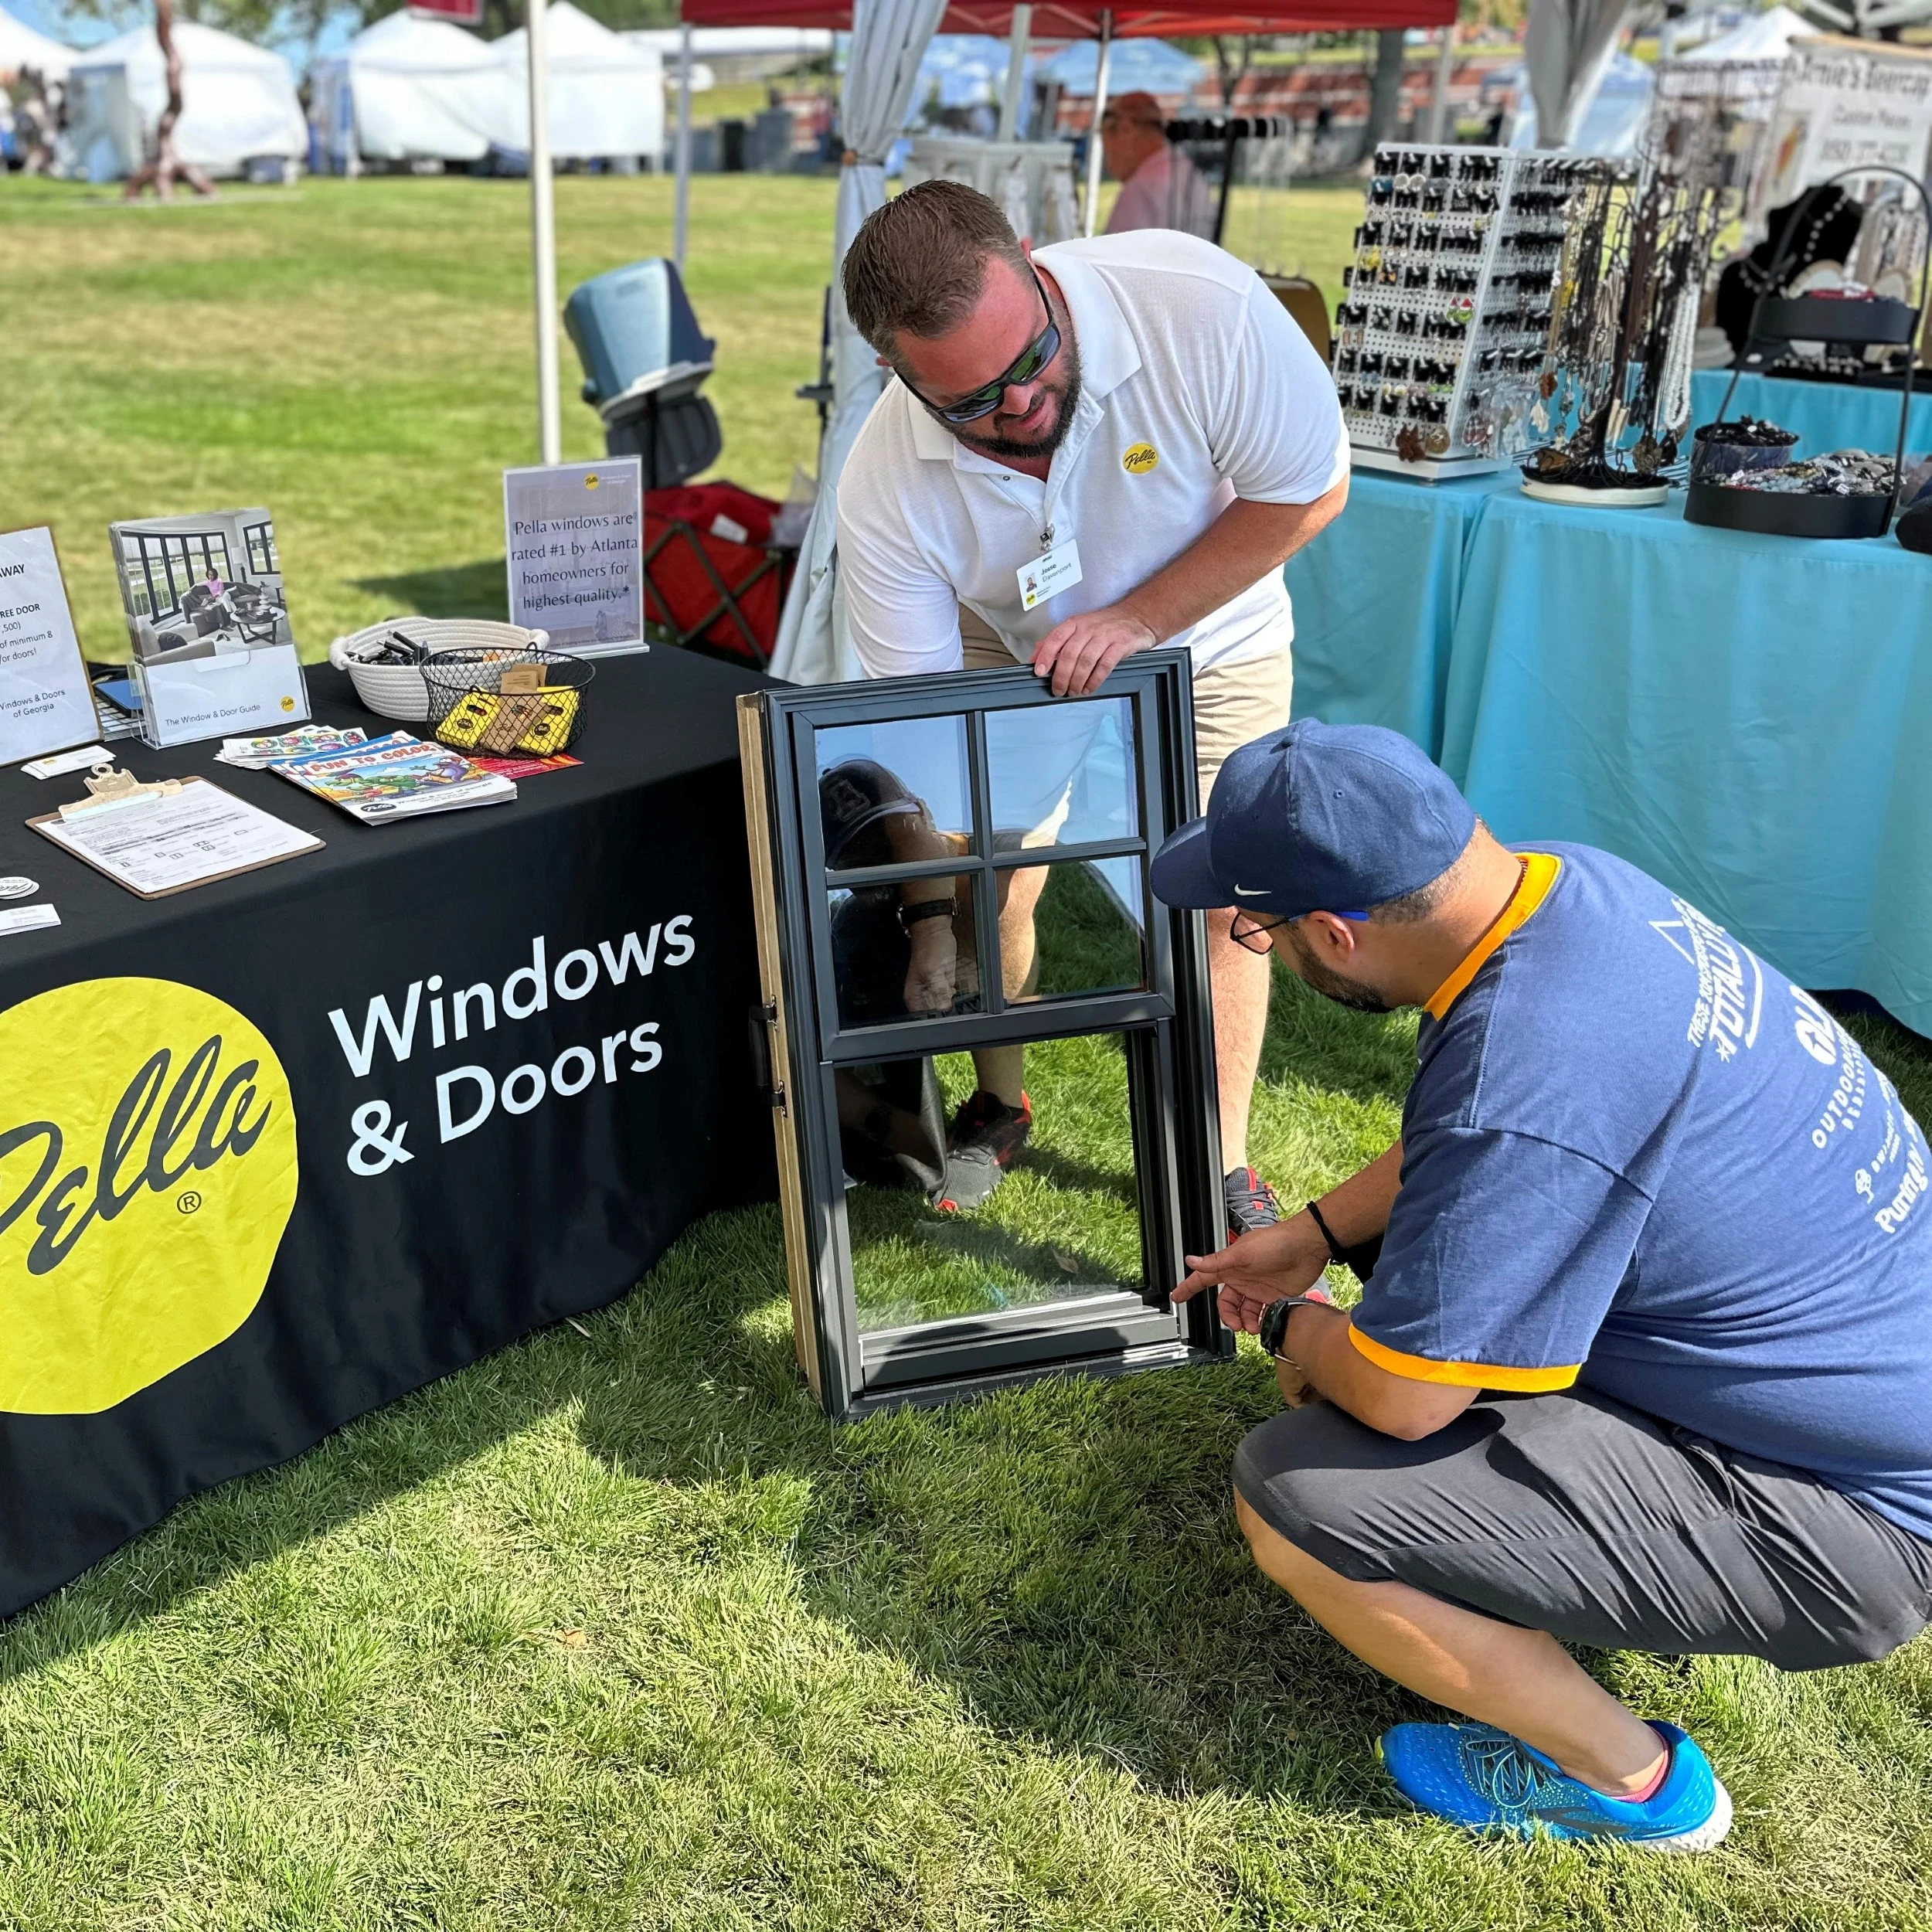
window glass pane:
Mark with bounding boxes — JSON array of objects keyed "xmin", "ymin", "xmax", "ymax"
[
  {"xmin": 815, "ymin": 716, "xmax": 973, "ymax": 869},
  {"xmin": 998, "ymin": 855, "xmax": 1146, "ymax": 1005},
  {"xmin": 985, "ymin": 696, "xmax": 1136, "ymax": 850},
  {"xmin": 843, "ymin": 1033, "xmax": 1142, "ymax": 1332},
  {"xmin": 829, "ymin": 877, "xmax": 983, "ymax": 1029}
]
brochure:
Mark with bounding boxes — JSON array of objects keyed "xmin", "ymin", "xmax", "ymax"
[
  {"xmin": 270, "ymin": 731, "xmax": 516, "ymax": 824},
  {"xmin": 216, "ymin": 725, "xmax": 366, "ymax": 770}
]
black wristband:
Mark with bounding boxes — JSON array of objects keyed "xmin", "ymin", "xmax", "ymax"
[
  {"xmin": 897, "ymin": 899, "xmax": 954, "ymax": 930},
  {"xmin": 1258, "ymin": 1294, "xmax": 1330, "ymax": 1362},
  {"xmin": 1305, "ymin": 1198, "xmax": 1346, "ymax": 1264},
  {"xmin": 1307, "ymin": 1197, "xmax": 1383, "ymax": 1284}
]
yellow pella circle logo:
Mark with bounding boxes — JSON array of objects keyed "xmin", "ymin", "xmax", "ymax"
[
  {"xmin": 0, "ymin": 979, "xmax": 298, "ymax": 1413},
  {"xmin": 1123, "ymin": 442, "xmax": 1159, "ymax": 474},
  {"xmin": 584, "ymin": 473, "xmax": 600, "ymax": 489}
]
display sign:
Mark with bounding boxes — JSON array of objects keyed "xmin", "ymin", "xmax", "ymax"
[
  {"xmin": 0, "ymin": 528, "xmax": 100, "ymax": 767},
  {"xmin": 1747, "ymin": 37, "xmax": 1932, "ymax": 234},
  {"xmin": 503, "ymin": 457, "xmax": 648, "ymax": 659},
  {"xmin": 107, "ymin": 507, "xmax": 311, "ymax": 746}
]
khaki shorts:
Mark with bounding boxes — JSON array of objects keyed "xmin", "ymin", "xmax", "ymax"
[{"xmin": 959, "ymin": 606, "xmax": 1291, "ymax": 811}]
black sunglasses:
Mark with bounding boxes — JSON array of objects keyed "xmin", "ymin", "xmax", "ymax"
[{"xmin": 901, "ymin": 268, "xmax": 1062, "ymax": 426}]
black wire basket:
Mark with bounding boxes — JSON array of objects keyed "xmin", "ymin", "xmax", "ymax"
[{"xmin": 421, "ymin": 647, "xmax": 595, "ymax": 759}]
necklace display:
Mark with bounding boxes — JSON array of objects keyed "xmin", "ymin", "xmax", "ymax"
[
  {"xmin": 1523, "ymin": 165, "xmax": 1724, "ymax": 505},
  {"xmin": 1330, "ymin": 145, "xmax": 1617, "ymax": 481}
]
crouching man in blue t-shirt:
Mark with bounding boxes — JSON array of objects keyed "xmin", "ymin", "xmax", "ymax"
[{"xmin": 1152, "ymin": 719, "xmax": 1932, "ymax": 1852}]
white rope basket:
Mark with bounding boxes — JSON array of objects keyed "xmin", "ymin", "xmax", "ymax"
[{"xmin": 328, "ymin": 617, "xmax": 551, "ymax": 722}]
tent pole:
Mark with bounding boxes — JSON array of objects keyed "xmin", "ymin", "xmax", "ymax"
[
  {"xmin": 674, "ymin": 20, "xmax": 692, "ymax": 269},
  {"xmin": 1426, "ymin": 22, "xmax": 1454, "ymax": 145},
  {"xmin": 528, "ymin": 0, "xmax": 562, "ymax": 464},
  {"xmin": 1083, "ymin": 10, "xmax": 1113, "ymax": 236},
  {"xmin": 998, "ymin": 2, "xmax": 1032, "ymax": 141}
]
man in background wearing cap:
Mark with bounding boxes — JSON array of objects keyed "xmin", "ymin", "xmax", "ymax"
[
  {"xmin": 1151, "ymin": 719, "xmax": 1932, "ymax": 1849},
  {"xmin": 837, "ymin": 179, "xmax": 1347, "ymax": 1227},
  {"xmin": 1100, "ymin": 92, "xmax": 1216, "ymax": 240}
]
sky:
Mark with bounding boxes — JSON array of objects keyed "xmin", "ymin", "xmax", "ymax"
[{"xmin": 5, "ymin": 0, "xmax": 359, "ymax": 61}]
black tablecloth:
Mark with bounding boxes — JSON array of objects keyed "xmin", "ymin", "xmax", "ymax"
[{"xmin": 0, "ymin": 648, "xmax": 774, "ymax": 1617}]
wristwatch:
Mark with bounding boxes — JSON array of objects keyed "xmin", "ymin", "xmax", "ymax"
[
  {"xmin": 896, "ymin": 899, "xmax": 954, "ymax": 932},
  {"xmin": 1257, "ymin": 1291, "xmax": 1332, "ymax": 1363}
]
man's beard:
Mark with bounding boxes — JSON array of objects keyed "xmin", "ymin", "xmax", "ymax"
[
  {"xmin": 1284, "ymin": 924, "xmax": 1393, "ymax": 1015},
  {"xmin": 954, "ymin": 335, "xmax": 1083, "ymax": 462}
]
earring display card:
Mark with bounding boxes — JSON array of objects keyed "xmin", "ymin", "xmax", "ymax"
[
  {"xmin": 1333, "ymin": 145, "xmax": 1631, "ymax": 481},
  {"xmin": 739, "ymin": 652, "xmax": 1230, "ymax": 1422}
]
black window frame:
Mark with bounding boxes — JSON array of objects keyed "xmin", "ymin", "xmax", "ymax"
[
  {"xmin": 739, "ymin": 650, "xmax": 1230, "ymax": 1422},
  {"xmin": 243, "ymin": 519, "xmax": 279, "ymax": 577},
  {"xmin": 124, "ymin": 529, "xmax": 234, "ymax": 624}
]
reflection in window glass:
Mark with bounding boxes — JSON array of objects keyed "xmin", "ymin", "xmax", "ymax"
[
  {"xmin": 844, "ymin": 1036, "xmax": 1141, "ymax": 1332},
  {"xmin": 815, "ymin": 716, "xmax": 972, "ymax": 866},
  {"xmin": 985, "ymin": 696, "xmax": 1136, "ymax": 850},
  {"xmin": 830, "ymin": 882, "xmax": 982, "ymax": 1030},
  {"xmin": 1002, "ymin": 856, "xmax": 1146, "ymax": 1005}
]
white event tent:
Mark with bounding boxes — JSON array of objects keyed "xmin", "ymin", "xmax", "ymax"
[
  {"xmin": 313, "ymin": 4, "xmax": 662, "ymax": 173},
  {"xmin": 491, "ymin": 2, "xmax": 664, "ymax": 163},
  {"xmin": 0, "ymin": 5, "xmax": 73, "ymax": 80},
  {"xmin": 1682, "ymin": 5, "xmax": 1811, "ymax": 60},
  {"xmin": 311, "ymin": 11, "xmax": 503, "ymax": 169},
  {"xmin": 66, "ymin": 20, "xmax": 304, "ymax": 180}
]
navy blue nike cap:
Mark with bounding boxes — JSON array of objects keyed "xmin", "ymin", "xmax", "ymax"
[{"xmin": 1150, "ymin": 719, "xmax": 1476, "ymax": 919}]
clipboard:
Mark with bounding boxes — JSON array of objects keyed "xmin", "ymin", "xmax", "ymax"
[{"xmin": 29, "ymin": 775, "xmax": 324, "ymax": 900}]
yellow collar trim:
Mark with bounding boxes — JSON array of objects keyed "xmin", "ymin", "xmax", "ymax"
[{"xmin": 1422, "ymin": 852, "xmax": 1563, "ymax": 1022}]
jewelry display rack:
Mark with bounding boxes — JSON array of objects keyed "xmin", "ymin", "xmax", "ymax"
[
  {"xmin": 1519, "ymin": 164, "xmax": 1722, "ymax": 507},
  {"xmin": 1332, "ymin": 145, "xmax": 1626, "ymax": 483},
  {"xmin": 1687, "ymin": 165, "xmax": 1932, "ymax": 539}
]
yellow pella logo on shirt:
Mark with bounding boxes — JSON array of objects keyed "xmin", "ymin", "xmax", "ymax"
[
  {"xmin": 0, "ymin": 978, "xmax": 298, "ymax": 1413},
  {"xmin": 1123, "ymin": 443, "xmax": 1160, "ymax": 474}
]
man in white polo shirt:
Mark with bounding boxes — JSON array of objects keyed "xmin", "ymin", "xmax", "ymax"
[{"xmin": 835, "ymin": 179, "xmax": 1348, "ymax": 1225}]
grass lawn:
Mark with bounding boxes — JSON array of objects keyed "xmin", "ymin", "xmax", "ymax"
[{"xmin": 5, "ymin": 173, "xmax": 1932, "ymax": 1930}]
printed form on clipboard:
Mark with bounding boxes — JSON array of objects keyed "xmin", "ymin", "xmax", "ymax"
[{"xmin": 30, "ymin": 776, "xmax": 323, "ymax": 899}]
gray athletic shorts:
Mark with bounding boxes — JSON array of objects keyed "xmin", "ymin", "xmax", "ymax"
[{"xmin": 1233, "ymin": 1386, "xmax": 1932, "ymax": 1672}]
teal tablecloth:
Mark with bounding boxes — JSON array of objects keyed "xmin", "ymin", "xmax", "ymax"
[
  {"xmin": 1284, "ymin": 469, "xmax": 1506, "ymax": 751},
  {"xmin": 1288, "ymin": 376, "xmax": 1932, "ymax": 1034}
]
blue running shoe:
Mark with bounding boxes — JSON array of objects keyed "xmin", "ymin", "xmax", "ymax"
[{"xmin": 1377, "ymin": 1720, "xmax": 1732, "ymax": 1852}]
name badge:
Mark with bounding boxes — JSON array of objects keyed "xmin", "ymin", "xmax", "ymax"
[{"xmin": 1017, "ymin": 538, "xmax": 1083, "ymax": 614}]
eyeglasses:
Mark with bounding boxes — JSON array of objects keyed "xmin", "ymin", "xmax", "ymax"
[
  {"xmin": 1230, "ymin": 906, "xmax": 1369, "ymax": 954},
  {"xmin": 900, "ymin": 268, "xmax": 1062, "ymax": 426}
]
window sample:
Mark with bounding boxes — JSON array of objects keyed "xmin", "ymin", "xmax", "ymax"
[
  {"xmin": 1000, "ymin": 855, "xmax": 1147, "ymax": 1005},
  {"xmin": 984, "ymin": 695, "xmax": 1138, "ymax": 851},
  {"xmin": 740, "ymin": 652, "xmax": 1228, "ymax": 1421},
  {"xmin": 815, "ymin": 715, "xmax": 975, "ymax": 864},
  {"xmin": 846, "ymin": 1037, "xmax": 1142, "ymax": 1335}
]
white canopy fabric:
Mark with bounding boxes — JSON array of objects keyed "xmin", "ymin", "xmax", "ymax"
[
  {"xmin": 0, "ymin": 6, "xmax": 73, "ymax": 80},
  {"xmin": 490, "ymin": 2, "xmax": 664, "ymax": 162},
  {"xmin": 1525, "ymin": 0, "xmax": 1631, "ymax": 148},
  {"xmin": 67, "ymin": 20, "xmax": 304, "ymax": 175},
  {"xmin": 1510, "ymin": 49, "xmax": 1652, "ymax": 153},
  {"xmin": 1683, "ymin": 5, "xmax": 1811, "ymax": 60},
  {"xmin": 314, "ymin": 12, "xmax": 502, "ymax": 166},
  {"xmin": 770, "ymin": 0, "xmax": 950, "ymax": 685}
]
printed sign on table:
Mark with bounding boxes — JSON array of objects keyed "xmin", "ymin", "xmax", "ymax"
[
  {"xmin": 503, "ymin": 457, "xmax": 647, "ymax": 659},
  {"xmin": 107, "ymin": 508, "xmax": 310, "ymax": 746},
  {"xmin": 0, "ymin": 528, "xmax": 100, "ymax": 767}
]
